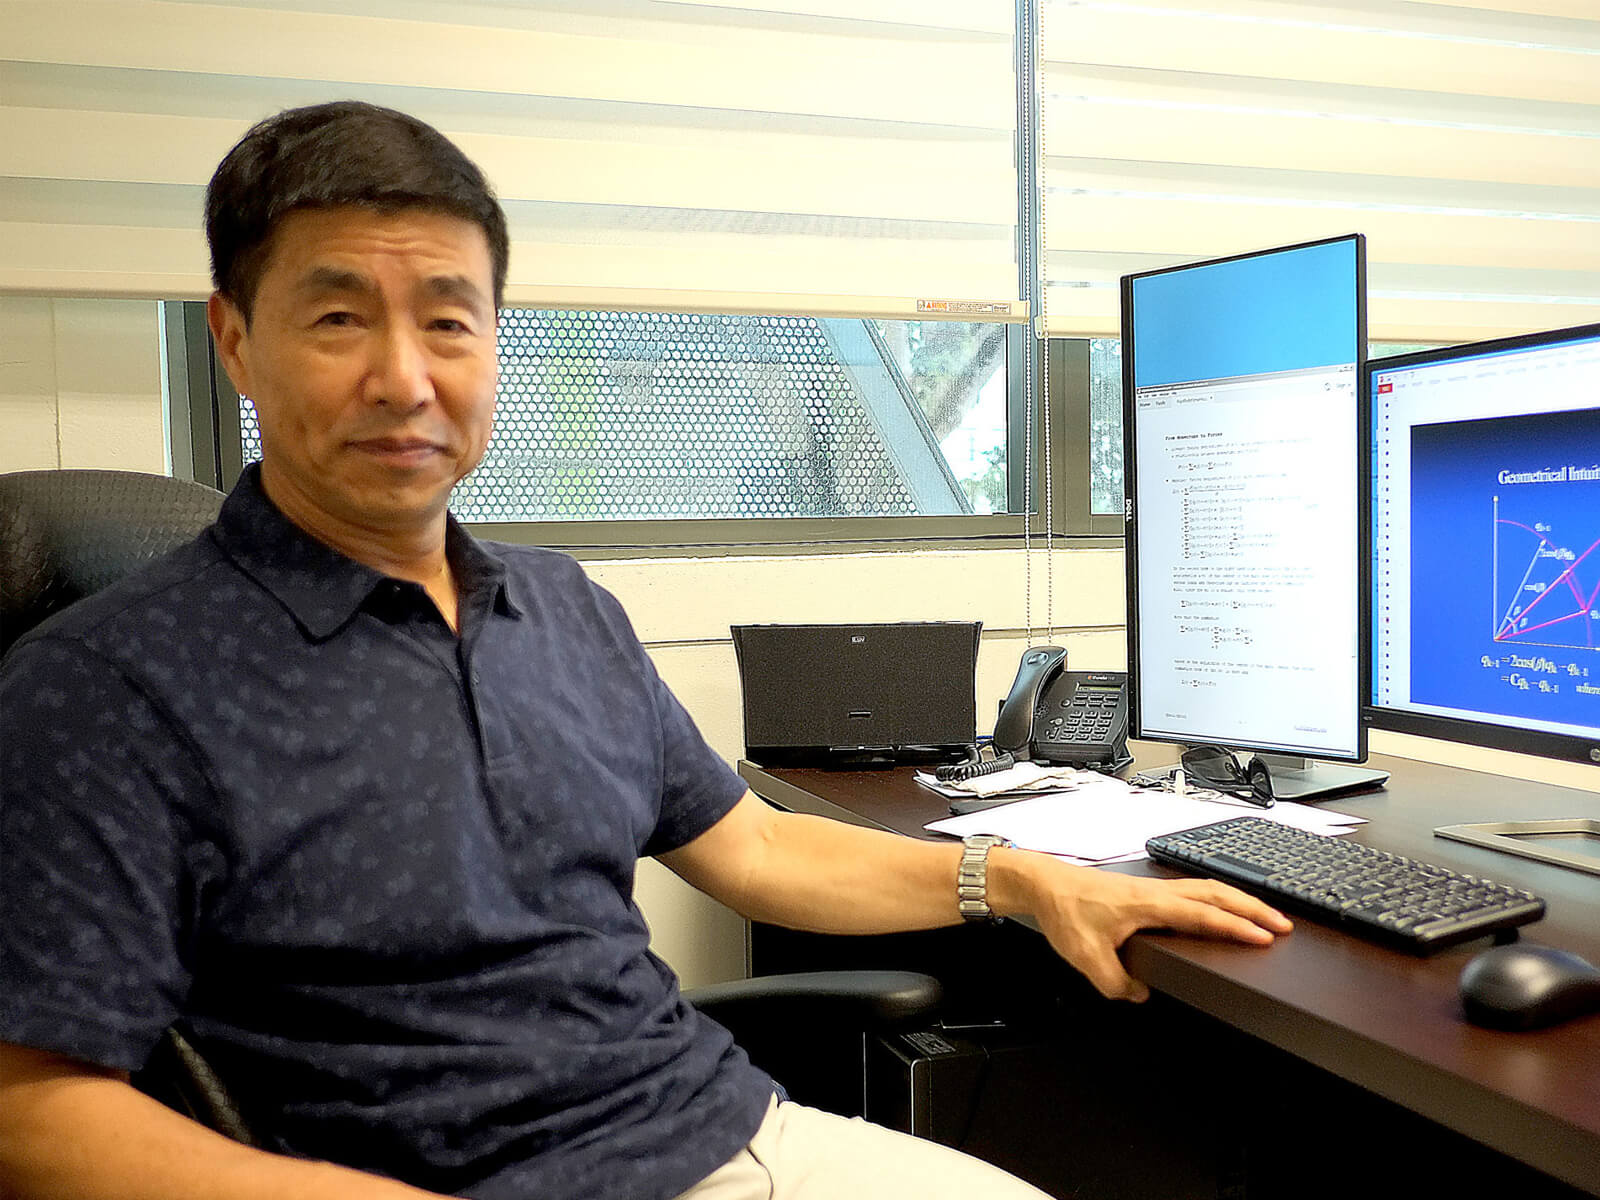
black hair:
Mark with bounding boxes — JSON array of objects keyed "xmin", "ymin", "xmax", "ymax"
[{"xmin": 205, "ymin": 101, "xmax": 509, "ymax": 319}]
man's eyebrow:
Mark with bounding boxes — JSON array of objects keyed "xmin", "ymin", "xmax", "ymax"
[
  {"xmin": 290, "ymin": 266, "xmax": 489, "ymax": 311},
  {"xmin": 295, "ymin": 265, "xmax": 376, "ymax": 298},
  {"xmin": 420, "ymin": 273, "xmax": 490, "ymax": 310}
]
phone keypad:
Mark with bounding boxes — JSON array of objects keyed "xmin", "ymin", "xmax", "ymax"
[{"xmin": 1039, "ymin": 690, "xmax": 1121, "ymax": 746}]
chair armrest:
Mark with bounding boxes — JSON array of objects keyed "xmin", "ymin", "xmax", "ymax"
[
  {"xmin": 132, "ymin": 1027, "xmax": 260, "ymax": 1147},
  {"xmin": 684, "ymin": 970, "xmax": 941, "ymax": 1038},
  {"xmin": 686, "ymin": 971, "xmax": 943, "ymax": 1113}
]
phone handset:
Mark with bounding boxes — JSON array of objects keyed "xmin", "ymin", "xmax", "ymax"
[
  {"xmin": 934, "ymin": 645, "xmax": 1066, "ymax": 783},
  {"xmin": 992, "ymin": 645, "xmax": 1068, "ymax": 758}
]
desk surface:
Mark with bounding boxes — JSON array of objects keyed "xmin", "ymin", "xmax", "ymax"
[{"xmin": 739, "ymin": 753, "xmax": 1600, "ymax": 1196}]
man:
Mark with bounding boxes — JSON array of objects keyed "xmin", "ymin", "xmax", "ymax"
[{"xmin": 0, "ymin": 102, "xmax": 1290, "ymax": 1200}]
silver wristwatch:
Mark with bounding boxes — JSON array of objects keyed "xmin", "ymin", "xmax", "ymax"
[{"xmin": 957, "ymin": 834, "xmax": 1010, "ymax": 923}]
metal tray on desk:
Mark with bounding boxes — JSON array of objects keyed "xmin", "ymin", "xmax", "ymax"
[{"xmin": 1435, "ymin": 818, "xmax": 1600, "ymax": 877}]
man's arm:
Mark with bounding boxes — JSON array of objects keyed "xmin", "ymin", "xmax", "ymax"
[
  {"xmin": 659, "ymin": 791, "xmax": 1292, "ymax": 1002},
  {"xmin": 0, "ymin": 1043, "xmax": 441, "ymax": 1200}
]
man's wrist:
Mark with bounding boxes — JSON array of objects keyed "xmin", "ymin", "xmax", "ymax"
[
  {"xmin": 957, "ymin": 835, "xmax": 1011, "ymax": 922},
  {"xmin": 983, "ymin": 844, "xmax": 1049, "ymax": 922}
]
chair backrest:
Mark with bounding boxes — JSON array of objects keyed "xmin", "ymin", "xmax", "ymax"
[{"xmin": 0, "ymin": 468, "xmax": 224, "ymax": 656}]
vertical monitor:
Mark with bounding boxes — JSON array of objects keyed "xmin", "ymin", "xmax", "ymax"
[
  {"xmin": 1123, "ymin": 235, "xmax": 1379, "ymax": 798},
  {"xmin": 1368, "ymin": 322, "xmax": 1600, "ymax": 766}
]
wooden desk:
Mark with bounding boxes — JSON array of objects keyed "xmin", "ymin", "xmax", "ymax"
[{"xmin": 740, "ymin": 754, "xmax": 1600, "ymax": 1198}]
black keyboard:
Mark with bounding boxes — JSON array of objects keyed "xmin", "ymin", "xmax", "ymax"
[{"xmin": 1146, "ymin": 817, "xmax": 1546, "ymax": 954}]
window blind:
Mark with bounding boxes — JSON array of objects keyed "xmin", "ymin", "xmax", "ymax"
[
  {"xmin": 0, "ymin": 0, "xmax": 1023, "ymax": 321},
  {"xmin": 1037, "ymin": 0, "xmax": 1600, "ymax": 342}
]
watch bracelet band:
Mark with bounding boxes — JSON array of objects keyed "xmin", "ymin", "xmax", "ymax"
[{"xmin": 958, "ymin": 834, "xmax": 1009, "ymax": 922}]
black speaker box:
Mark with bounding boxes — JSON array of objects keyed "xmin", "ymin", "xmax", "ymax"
[{"xmin": 731, "ymin": 622, "xmax": 979, "ymax": 766}]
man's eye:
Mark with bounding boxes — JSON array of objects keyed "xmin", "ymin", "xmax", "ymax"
[
  {"xmin": 430, "ymin": 318, "xmax": 469, "ymax": 334},
  {"xmin": 316, "ymin": 311, "xmax": 357, "ymax": 327}
]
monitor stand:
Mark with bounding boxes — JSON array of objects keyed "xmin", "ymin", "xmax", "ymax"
[{"xmin": 1254, "ymin": 754, "xmax": 1390, "ymax": 802}]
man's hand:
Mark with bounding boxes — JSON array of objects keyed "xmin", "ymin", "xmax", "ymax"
[{"xmin": 990, "ymin": 849, "xmax": 1293, "ymax": 1002}]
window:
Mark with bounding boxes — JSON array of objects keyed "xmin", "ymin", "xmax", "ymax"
[
  {"xmin": 235, "ymin": 311, "xmax": 1018, "ymax": 527},
  {"xmin": 118, "ymin": 2, "xmax": 1042, "ymax": 547},
  {"xmin": 1037, "ymin": 3, "xmax": 1600, "ymax": 344},
  {"xmin": 15, "ymin": 2, "xmax": 1600, "ymax": 551},
  {"xmin": 1039, "ymin": 2, "xmax": 1600, "ymax": 532},
  {"xmin": 1087, "ymin": 338, "xmax": 1124, "ymax": 519}
]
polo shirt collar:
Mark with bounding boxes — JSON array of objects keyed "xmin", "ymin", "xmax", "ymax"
[
  {"xmin": 211, "ymin": 463, "xmax": 519, "ymax": 641},
  {"xmin": 447, "ymin": 515, "xmax": 524, "ymax": 622}
]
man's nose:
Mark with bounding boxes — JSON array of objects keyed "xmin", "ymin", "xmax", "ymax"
[{"xmin": 367, "ymin": 326, "xmax": 433, "ymax": 409}]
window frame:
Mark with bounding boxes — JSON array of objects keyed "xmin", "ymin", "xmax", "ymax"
[{"xmin": 1050, "ymin": 338, "xmax": 1123, "ymax": 538}]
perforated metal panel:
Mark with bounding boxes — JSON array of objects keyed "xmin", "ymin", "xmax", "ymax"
[
  {"xmin": 237, "ymin": 311, "xmax": 949, "ymax": 521},
  {"xmin": 1089, "ymin": 338, "xmax": 1125, "ymax": 518},
  {"xmin": 238, "ymin": 401, "xmax": 261, "ymax": 467},
  {"xmin": 462, "ymin": 311, "xmax": 919, "ymax": 521}
]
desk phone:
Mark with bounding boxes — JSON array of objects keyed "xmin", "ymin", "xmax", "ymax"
[{"xmin": 993, "ymin": 646, "xmax": 1129, "ymax": 768}]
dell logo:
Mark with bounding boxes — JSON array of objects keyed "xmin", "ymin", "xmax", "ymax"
[{"xmin": 851, "ymin": 635, "xmax": 866, "ymax": 644}]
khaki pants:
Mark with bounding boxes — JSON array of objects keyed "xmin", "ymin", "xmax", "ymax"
[{"xmin": 673, "ymin": 1097, "xmax": 1052, "ymax": 1200}]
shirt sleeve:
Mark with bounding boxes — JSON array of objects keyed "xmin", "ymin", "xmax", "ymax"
[
  {"xmin": 566, "ymin": 578, "xmax": 748, "ymax": 858},
  {"xmin": 0, "ymin": 636, "xmax": 203, "ymax": 1071},
  {"xmin": 642, "ymin": 658, "xmax": 751, "ymax": 857}
]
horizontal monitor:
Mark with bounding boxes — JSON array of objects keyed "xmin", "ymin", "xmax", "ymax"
[{"xmin": 1368, "ymin": 322, "xmax": 1600, "ymax": 766}]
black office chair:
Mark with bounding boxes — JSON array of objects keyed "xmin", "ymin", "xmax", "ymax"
[
  {"xmin": 0, "ymin": 469, "xmax": 227, "ymax": 657},
  {"xmin": 0, "ymin": 467, "xmax": 941, "ymax": 1140}
]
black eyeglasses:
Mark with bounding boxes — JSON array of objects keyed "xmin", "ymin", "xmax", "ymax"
[{"xmin": 1180, "ymin": 745, "xmax": 1275, "ymax": 808}]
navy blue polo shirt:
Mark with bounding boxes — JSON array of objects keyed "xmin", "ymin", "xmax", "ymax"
[{"xmin": 0, "ymin": 464, "xmax": 772, "ymax": 1199}]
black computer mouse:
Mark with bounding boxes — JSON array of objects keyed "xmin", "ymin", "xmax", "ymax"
[{"xmin": 1459, "ymin": 942, "xmax": 1600, "ymax": 1031}]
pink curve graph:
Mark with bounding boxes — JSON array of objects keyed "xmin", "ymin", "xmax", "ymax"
[{"xmin": 1494, "ymin": 518, "xmax": 1600, "ymax": 648}]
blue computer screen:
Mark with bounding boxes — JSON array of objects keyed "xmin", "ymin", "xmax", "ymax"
[
  {"xmin": 1370, "ymin": 325, "xmax": 1600, "ymax": 761},
  {"xmin": 1130, "ymin": 238, "xmax": 1360, "ymax": 387}
]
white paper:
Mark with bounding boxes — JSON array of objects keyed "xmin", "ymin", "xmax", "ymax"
[{"xmin": 925, "ymin": 773, "xmax": 1364, "ymax": 863}]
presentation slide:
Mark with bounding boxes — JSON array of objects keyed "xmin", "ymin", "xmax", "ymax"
[{"xmin": 1409, "ymin": 408, "xmax": 1600, "ymax": 729}]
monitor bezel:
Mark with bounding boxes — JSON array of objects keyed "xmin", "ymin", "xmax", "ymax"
[
  {"xmin": 1121, "ymin": 232, "xmax": 1371, "ymax": 762},
  {"xmin": 1362, "ymin": 320, "xmax": 1600, "ymax": 768}
]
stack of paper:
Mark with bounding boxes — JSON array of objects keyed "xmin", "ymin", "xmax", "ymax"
[{"xmin": 925, "ymin": 772, "xmax": 1364, "ymax": 865}]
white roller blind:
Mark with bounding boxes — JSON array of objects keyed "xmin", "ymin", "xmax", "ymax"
[
  {"xmin": 0, "ymin": 0, "xmax": 1022, "ymax": 320},
  {"xmin": 1038, "ymin": 0, "xmax": 1600, "ymax": 341}
]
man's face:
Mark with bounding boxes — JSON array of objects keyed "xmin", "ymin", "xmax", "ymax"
[{"xmin": 208, "ymin": 206, "xmax": 499, "ymax": 543}]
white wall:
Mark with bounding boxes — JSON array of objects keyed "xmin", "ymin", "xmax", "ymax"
[
  {"xmin": 4, "ymin": 299, "xmax": 1597, "ymax": 991},
  {"xmin": 0, "ymin": 297, "xmax": 167, "ymax": 473}
]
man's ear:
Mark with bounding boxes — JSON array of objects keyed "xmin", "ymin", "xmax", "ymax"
[{"xmin": 207, "ymin": 292, "xmax": 250, "ymax": 397}]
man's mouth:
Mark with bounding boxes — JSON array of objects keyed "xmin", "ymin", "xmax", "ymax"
[{"xmin": 351, "ymin": 437, "xmax": 445, "ymax": 463}]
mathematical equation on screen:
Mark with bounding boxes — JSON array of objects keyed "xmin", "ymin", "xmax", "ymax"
[{"xmin": 1480, "ymin": 651, "xmax": 1599, "ymax": 698}]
